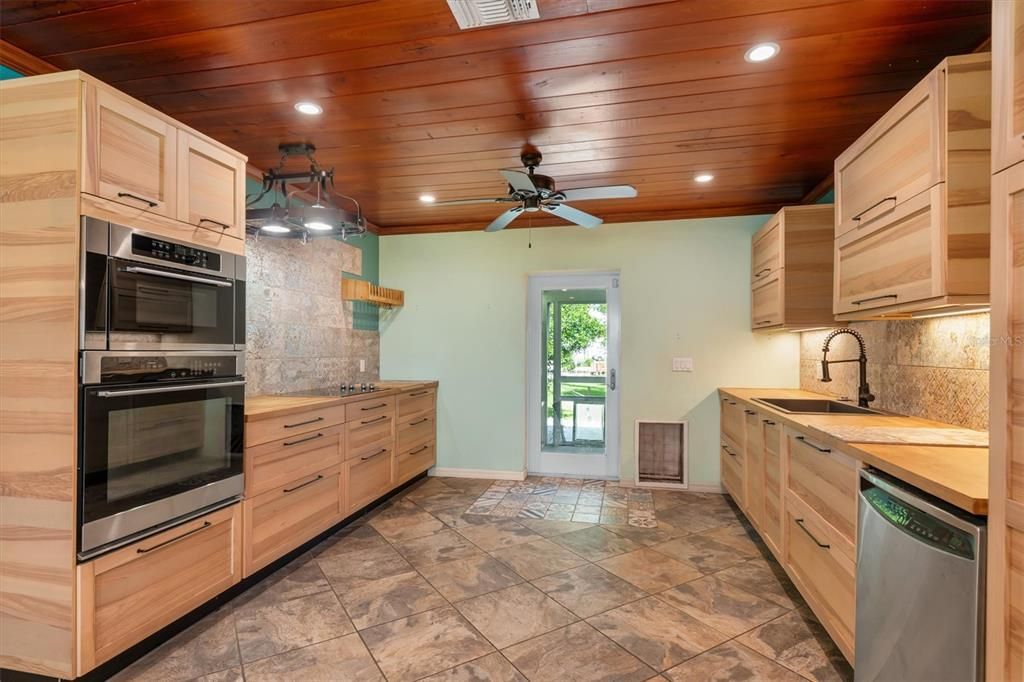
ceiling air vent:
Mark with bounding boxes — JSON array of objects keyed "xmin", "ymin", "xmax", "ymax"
[{"xmin": 447, "ymin": 0, "xmax": 539, "ymax": 29}]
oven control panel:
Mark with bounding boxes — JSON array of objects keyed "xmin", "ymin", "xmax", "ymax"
[
  {"xmin": 90, "ymin": 353, "xmax": 243, "ymax": 384},
  {"xmin": 132, "ymin": 234, "xmax": 222, "ymax": 271}
]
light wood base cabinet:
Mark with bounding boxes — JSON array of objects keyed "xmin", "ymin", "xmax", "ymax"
[
  {"xmin": 785, "ymin": 428, "xmax": 861, "ymax": 544},
  {"xmin": 76, "ymin": 504, "xmax": 242, "ymax": 674},
  {"xmin": 743, "ymin": 408, "xmax": 765, "ymax": 528},
  {"xmin": 346, "ymin": 447, "xmax": 395, "ymax": 514},
  {"xmin": 398, "ymin": 442, "xmax": 436, "ymax": 484},
  {"xmin": 244, "ymin": 424, "xmax": 344, "ymax": 498},
  {"xmin": 720, "ymin": 435, "xmax": 745, "ymax": 508}
]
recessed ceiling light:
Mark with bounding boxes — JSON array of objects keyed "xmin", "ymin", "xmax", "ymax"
[
  {"xmin": 261, "ymin": 223, "xmax": 291, "ymax": 234},
  {"xmin": 294, "ymin": 101, "xmax": 323, "ymax": 115},
  {"xmin": 305, "ymin": 220, "xmax": 332, "ymax": 231},
  {"xmin": 744, "ymin": 42, "xmax": 779, "ymax": 63},
  {"xmin": 694, "ymin": 173, "xmax": 714, "ymax": 183},
  {"xmin": 419, "ymin": 194, "xmax": 436, "ymax": 203}
]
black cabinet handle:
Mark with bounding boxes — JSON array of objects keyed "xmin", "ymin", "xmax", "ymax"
[
  {"xmin": 199, "ymin": 218, "xmax": 230, "ymax": 230},
  {"xmin": 795, "ymin": 518, "xmax": 831, "ymax": 549},
  {"xmin": 137, "ymin": 521, "xmax": 211, "ymax": 553},
  {"xmin": 410, "ymin": 444, "xmax": 430, "ymax": 455},
  {"xmin": 284, "ymin": 416, "xmax": 324, "ymax": 429},
  {"xmin": 283, "ymin": 474, "xmax": 324, "ymax": 493},
  {"xmin": 851, "ymin": 293, "xmax": 897, "ymax": 306},
  {"xmin": 117, "ymin": 191, "xmax": 158, "ymax": 208},
  {"xmin": 361, "ymin": 415, "xmax": 388, "ymax": 425},
  {"xmin": 762, "ymin": 419, "xmax": 776, "ymax": 425},
  {"xmin": 744, "ymin": 409, "xmax": 756, "ymax": 415},
  {"xmin": 361, "ymin": 448, "xmax": 388, "ymax": 461},
  {"xmin": 721, "ymin": 444, "xmax": 738, "ymax": 457},
  {"xmin": 795, "ymin": 435, "xmax": 831, "ymax": 453},
  {"xmin": 410, "ymin": 390, "xmax": 430, "ymax": 397},
  {"xmin": 851, "ymin": 196, "xmax": 896, "ymax": 223},
  {"xmin": 361, "ymin": 403, "xmax": 388, "ymax": 411},
  {"xmin": 283, "ymin": 432, "xmax": 324, "ymax": 447},
  {"xmin": 410, "ymin": 417, "xmax": 429, "ymax": 426},
  {"xmin": 754, "ymin": 267, "xmax": 772, "ymax": 278}
]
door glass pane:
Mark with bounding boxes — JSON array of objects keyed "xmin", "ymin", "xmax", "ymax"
[{"xmin": 541, "ymin": 289, "xmax": 607, "ymax": 454}]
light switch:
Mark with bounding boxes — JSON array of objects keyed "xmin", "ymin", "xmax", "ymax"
[
  {"xmin": 672, "ymin": 357, "xmax": 693, "ymax": 372},
  {"xmin": 359, "ymin": 359, "xmax": 366, "ymax": 372}
]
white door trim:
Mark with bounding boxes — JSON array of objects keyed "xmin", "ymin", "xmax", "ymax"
[{"xmin": 525, "ymin": 271, "xmax": 621, "ymax": 479}]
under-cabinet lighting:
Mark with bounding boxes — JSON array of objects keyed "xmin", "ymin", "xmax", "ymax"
[
  {"xmin": 744, "ymin": 42, "xmax": 780, "ymax": 63},
  {"xmin": 912, "ymin": 308, "xmax": 990, "ymax": 319},
  {"xmin": 419, "ymin": 194, "xmax": 436, "ymax": 203},
  {"xmin": 694, "ymin": 173, "xmax": 714, "ymax": 183},
  {"xmin": 294, "ymin": 101, "xmax": 323, "ymax": 115}
]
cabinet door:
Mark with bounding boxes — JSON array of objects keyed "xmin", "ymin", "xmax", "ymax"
[
  {"xmin": 83, "ymin": 84, "xmax": 177, "ymax": 217},
  {"xmin": 346, "ymin": 447, "xmax": 394, "ymax": 514},
  {"xmin": 833, "ymin": 186, "xmax": 942, "ymax": 315},
  {"xmin": 720, "ymin": 438, "xmax": 745, "ymax": 508},
  {"xmin": 751, "ymin": 216, "xmax": 781, "ymax": 282},
  {"xmin": 785, "ymin": 429, "xmax": 860, "ymax": 545},
  {"xmin": 720, "ymin": 396, "xmax": 744, "ymax": 444},
  {"xmin": 835, "ymin": 69, "xmax": 942, "ymax": 237},
  {"xmin": 751, "ymin": 272, "xmax": 783, "ymax": 330},
  {"xmin": 76, "ymin": 504, "xmax": 241, "ymax": 673},
  {"xmin": 743, "ymin": 409, "xmax": 764, "ymax": 528},
  {"xmin": 177, "ymin": 132, "xmax": 246, "ymax": 240},
  {"xmin": 988, "ymin": 162, "xmax": 1024, "ymax": 679},
  {"xmin": 993, "ymin": 0, "xmax": 1024, "ymax": 174},
  {"xmin": 397, "ymin": 441, "xmax": 436, "ymax": 484},
  {"xmin": 763, "ymin": 417, "xmax": 782, "ymax": 556}
]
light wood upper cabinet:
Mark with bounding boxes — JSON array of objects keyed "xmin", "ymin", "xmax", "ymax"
[
  {"xmin": 82, "ymin": 83, "xmax": 177, "ymax": 217},
  {"xmin": 993, "ymin": 0, "xmax": 1024, "ymax": 174},
  {"xmin": 834, "ymin": 54, "xmax": 991, "ymax": 320},
  {"xmin": 750, "ymin": 204, "xmax": 834, "ymax": 332},
  {"xmin": 177, "ymin": 132, "xmax": 246, "ymax": 239}
]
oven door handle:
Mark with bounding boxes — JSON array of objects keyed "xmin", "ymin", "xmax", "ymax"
[
  {"xmin": 123, "ymin": 265, "xmax": 233, "ymax": 288},
  {"xmin": 95, "ymin": 380, "xmax": 246, "ymax": 397}
]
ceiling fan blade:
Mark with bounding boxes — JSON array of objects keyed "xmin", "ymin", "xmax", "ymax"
[
  {"xmin": 541, "ymin": 203, "xmax": 603, "ymax": 229},
  {"xmin": 485, "ymin": 206, "xmax": 524, "ymax": 232},
  {"xmin": 557, "ymin": 185, "xmax": 638, "ymax": 201},
  {"xmin": 500, "ymin": 169, "xmax": 538, "ymax": 194},
  {"xmin": 432, "ymin": 197, "xmax": 515, "ymax": 206}
]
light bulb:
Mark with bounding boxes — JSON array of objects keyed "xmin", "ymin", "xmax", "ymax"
[
  {"xmin": 744, "ymin": 42, "xmax": 780, "ymax": 63},
  {"xmin": 261, "ymin": 223, "xmax": 291, "ymax": 234},
  {"xmin": 305, "ymin": 221, "xmax": 332, "ymax": 231},
  {"xmin": 294, "ymin": 101, "xmax": 323, "ymax": 115}
]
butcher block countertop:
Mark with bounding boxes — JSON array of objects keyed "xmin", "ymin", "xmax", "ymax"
[
  {"xmin": 246, "ymin": 381, "xmax": 438, "ymax": 421},
  {"xmin": 719, "ymin": 387, "xmax": 989, "ymax": 515}
]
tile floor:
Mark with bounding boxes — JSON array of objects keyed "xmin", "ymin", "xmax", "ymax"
[
  {"xmin": 465, "ymin": 477, "xmax": 657, "ymax": 526},
  {"xmin": 113, "ymin": 476, "xmax": 853, "ymax": 682}
]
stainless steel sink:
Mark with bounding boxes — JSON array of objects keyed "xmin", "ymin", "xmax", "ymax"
[{"xmin": 753, "ymin": 397, "xmax": 882, "ymax": 415}]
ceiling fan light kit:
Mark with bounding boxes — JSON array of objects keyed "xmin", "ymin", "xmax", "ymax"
[
  {"xmin": 245, "ymin": 142, "xmax": 367, "ymax": 241},
  {"xmin": 429, "ymin": 150, "xmax": 638, "ymax": 232}
]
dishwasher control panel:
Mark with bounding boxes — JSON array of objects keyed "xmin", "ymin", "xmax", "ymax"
[{"xmin": 863, "ymin": 486, "xmax": 975, "ymax": 560}]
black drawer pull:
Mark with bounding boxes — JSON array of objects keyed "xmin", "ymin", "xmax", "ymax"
[
  {"xmin": 762, "ymin": 419, "xmax": 776, "ymax": 425},
  {"xmin": 283, "ymin": 432, "xmax": 324, "ymax": 447},
  {"xmin": 199, "ymin": 218, "xmax": 230, "ymax": 230},
  {"xmin": 795, "ymin": 518, "xmax": 831, "ymax": 549},
  {"xmin": 410, "ymin": 444, "xmax": 430, "ymax": 455},
  {"xmin": 744, "ymin": 409, "xmax": 756, "ymax": 415},
  {"xmin": 117, "ymin": 191, "xmax": 158, "ymax": 208},
  {"xmin": 795, "ymin": 435, "xmax": 831, "ymax": 453},
  {"xmin": 361, "ymin": 402, "xmax": 388, "ymax": 411},
  {"xmin": 851, "ymin": 196, "xmax": 896, "ymax": 223},
  {"xmin": 283, "ymin": 474, "xmax": 324, "ymax": 493},
  {"xmin": 754, "ymin": 267, "xmax": 772, "ymax": 278},
  {"xmin": 851, "ymin": 293, "xmax": 897, "ymax": 306},
  {"xmin": 284, "ymin": 416, "xmax": 324, "ymax": 429},
  {"xmin": 361, "ymin": 415, "xmax": 388, "ymax": 425},
  {"xmin": 361, "ymin": 448, "xmax": 388, "ymax": 461},
  {"xmin": 409, "ymin": 390, "xmax": 430, "ymax": 397},
  {"xmin": 410, "ymin": 417, "xmax": 429, "ymax": 425},
  {"xmin": 721, "ymin": 444, "xmax": 738, "ymax": 457},
  {"xmin": 754, "ymin": 320, "xmax": 774, "ymax": 326},
  {"xmin": 137, "ymin": 521, "xmax": 211, "ymax": 554}
]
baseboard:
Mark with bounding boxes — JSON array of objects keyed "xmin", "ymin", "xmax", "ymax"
[
  {"xmin": 687, "ymin": 482, "xmax": 726, "ymax": 493},
  {"xmin": 430, "ymin": 467, "xmax": 526, "ymax": 481}
]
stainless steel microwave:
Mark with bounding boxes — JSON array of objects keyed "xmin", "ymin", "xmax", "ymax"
[{"xmin": 80, "ymin": 217, "xmax": 246, "ymax": 352}]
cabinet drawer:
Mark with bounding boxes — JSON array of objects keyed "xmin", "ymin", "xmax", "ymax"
[
  {"xmin": 245, "ymin": 404, "xmax": 346, "ymax": 448},
  {"xmin": 245, "ymin": 424, "xmax": 344, "ymax": 498},
  {"xmin": 743, "ymin": 410, "xmax": 764, "ymax": 527},
  {"xmin": 398, "ymin": 412, "xmax": 435, "ymax": 452},
  {"xmin": 76, "ymin": 504, "xmax": 241, "ymax": 673},
  {"xmin": 720, "ymin": 438, "xmax": 745, "ymax": 507},
  {"xmin": 397, "ymin": 441, "xmax": 436, "ymax": 484},
  {"xmin": 764, "ymin": 447, "xmax": 782, "ymax": 555},
  {"xmin": 346, "ymin": 414, "xmax": 394, "ymax": 458},
  {"xmin": 835, "ymin": 69, "xmax": 941, "ymax": 238},
  {"xmin": 242, "ymin": 464, "xmax": 343, "ymax": 576},
  {"xmin": 346, "ymin": 447, "xmax": 393, "ymax": 513},
  {"xmin": 833, "ymin": 186, "xmax": 940, "ymax": 315},
  {"xmin": 751, "ymin": 273, "xmax": 783, "ymax": 330},
  {"xmin": 786, "ymin": 430, "xmax": 860, "ymax": 544},
  {"xmin": 784, "ymin": 506, "xmax": 855, "ymax": 659},
  {"xmin": 720, "ymin": 396, "xmax": 743, "ymax": 444},
  {"xmin": 399, "ymin": 387, "xmax": 436, "ymax": 417},
  {"xmin": 346, "ymin": 395, "xmax": 395, "ymax": 422},
  {"xmin": 763, "ymin": 417, "xmax": 781, "ymax": 456},
  {"xmin": 177, "ymin": 132, "xmax": 246, "ymax": 240},
  {"xmin": 751, "ymin": 218, "xmax": 781, "ymax": 282}
]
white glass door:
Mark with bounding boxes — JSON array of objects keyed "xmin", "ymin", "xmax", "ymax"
[{"xmin": 526, "ymin": 272, "xmax": 620, "ymax": 478}]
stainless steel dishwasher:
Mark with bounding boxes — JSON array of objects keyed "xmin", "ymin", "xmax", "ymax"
[{"xmin": 855, "ymin": 468, "xmax": 986, "ymax": 682}]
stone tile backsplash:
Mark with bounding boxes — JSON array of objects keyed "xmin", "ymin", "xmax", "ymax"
[
  {"xmin": 245, "ymin": 235, "xmax": 379, "ymax": 395},
  {"xmin": 799, "ymin": 313, "xmax": 990, "ymax": 430}
]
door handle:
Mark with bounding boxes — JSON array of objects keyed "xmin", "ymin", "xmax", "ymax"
[
  {"xmin": 283, "ymin": 474, "xmax": 324, "ymax": 493},
  {"xmin": 136, "ymin": 521, "xmax": 211, "ymax": 553},
  {"xmin": 282, "ymin": 432, "xmax": 324, "ymax": 447},
  {"xmin": 117, "ymin": 191, "xmax": 158, "ymax": 208},
  {"xmin": 851, "ymin": 196, "xmax": 897, "ymax": 223},
  {"xmin": 123, "ymin": 266, "xmax": 233, "ymax": 288},
  {"xmin": 795, "ymin": 518, "xmax": 831, "ymax": 549},
  {"xmin": 795, "ymin": 435, "xmax": 831, "ymax": 453},
  {"xmin": 851, "ymin": 293, "xmax": 897, "ymax": 306},
  {"xmin": 198, "ymin": 218, "xmax": 230, "ymax": 230},
  {"xmin": 609, "ymin": 369, "xmax": 616, "ymax": 390}
]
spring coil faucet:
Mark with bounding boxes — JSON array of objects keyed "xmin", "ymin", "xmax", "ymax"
[{"xmin": 820, "ymin": 327, "xmax": 875, "ymax": 408}]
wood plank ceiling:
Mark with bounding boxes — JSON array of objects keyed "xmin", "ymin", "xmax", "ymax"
[{"xmin": 0, "ymin": 0, "xmax": 991, "ymax": 234}]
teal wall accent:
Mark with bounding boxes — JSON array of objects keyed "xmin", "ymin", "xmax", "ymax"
[
  {"xmin": 0, "ymin": 65, "xmax": 24, "ymax": 80},
  {"xmin": 380, "ymin": 216, "xmax": 800, "ymax": 483},
  {"xmin": 817, "ymin": 188, "xmax": 835, "ymax": 204},
  {"xmin": 244, "ymin": 176, "xmax": 379, "ymax": 329}
]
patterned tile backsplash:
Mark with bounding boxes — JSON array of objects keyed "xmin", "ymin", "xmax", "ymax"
[
  {"xmin": 245, "ymin": 235, "xmax": 379, "ymax": 395},
  {"xmin": 799, "ymin": 313, "xmax": 990, "ymax": 431}
]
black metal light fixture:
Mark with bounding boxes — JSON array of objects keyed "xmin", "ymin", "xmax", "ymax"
[{"xmin": 245, "ymin": 143, "xmax": 366, "ymax": 241}]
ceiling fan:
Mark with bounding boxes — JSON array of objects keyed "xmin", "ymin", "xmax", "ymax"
[{"xmin": 429, "ymin": 151, "xmax": 638, "ymax": 232}]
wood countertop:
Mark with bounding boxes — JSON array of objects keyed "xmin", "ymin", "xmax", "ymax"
[
  {"xmin": 719, "ymin": 387, "xmax": 989, "ymax": 515},
  {"xmin": 245, "ymin": 381, "xmax": 438, "ymax": 421}
]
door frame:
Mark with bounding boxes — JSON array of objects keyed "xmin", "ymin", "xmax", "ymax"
[{"xmin": 525, "ymin": 270, "xmax": 621, "ymax": 479}]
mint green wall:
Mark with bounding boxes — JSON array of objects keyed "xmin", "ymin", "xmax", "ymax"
[
  {"xmin": 379, "ymin": 216, "xmax": 800, "ymax": 486},
  {"xmin": 0, "ymin": 66, "xmax": 24, "ymax": 80}
]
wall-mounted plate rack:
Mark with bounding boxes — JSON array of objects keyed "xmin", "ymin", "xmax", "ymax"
[{"xmin": 341, "ymin": 278, "xmax": 404, "ymax": 307}]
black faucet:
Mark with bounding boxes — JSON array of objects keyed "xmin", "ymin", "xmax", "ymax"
[{"xmin": 820, "ymin": 328, "xmax": 875, "ymax": 408}]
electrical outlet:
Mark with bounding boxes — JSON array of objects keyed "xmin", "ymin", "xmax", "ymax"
[
  {"xmin": 672, "ymin": 357, "xmax": 693, "ymax": 372},
  {"xmin": 359, "ymin": 359, "xmax": 366, "ymax": 372}
]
